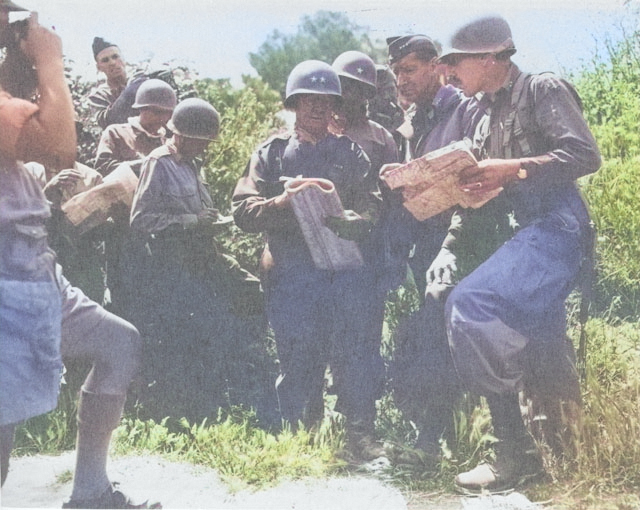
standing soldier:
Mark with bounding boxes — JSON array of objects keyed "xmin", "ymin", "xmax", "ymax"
[
  {"xmin": 94, "ymin": 79, "xmax": 177, "ymax": 317},
  {"xmin": 130, "ymin": 98, "xmax": 264, "ymax": 421},
  {"xmin": 438, "ymin": 15, "xmax": 600, "ymax": 493},
  {"xmin": 329, "ymin": 51, "xmax": 400, "ymax": 459},
  {"xmin": 0, "ymin": 5, "xmax": 158, "ymax": 508},
  {"xmin": 383, "ymin": 34, "xmax": 483, "ymax": 464},
  {"xmin": 95, "ymin": 78, "xmax": 176, "ymax": 177},
  {"xmin": 232, "ymin": 60, "xmax": 383, "ymax": 461},
  {"xmin": 88, "ymin": 37, "xmax": 147, "ymax": 130},
  {"xmin": 387, "ymin": 34, "xmax": 479, "ymax": 299}
]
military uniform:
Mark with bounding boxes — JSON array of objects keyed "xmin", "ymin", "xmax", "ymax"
[
  {"xmin": 437, "ymin": 16, "xmax": 601, "ymax": 490},
  {"xmin": 95, "ymin": 116, "xmax": 166, "ymax": 177},
  {"xmin": 232, "ymin": 128, "xmax": 379, "ymax": 429},
  {"xmin": 130, "ymin": 140, "xmax": 263, "ymax": 421},
  {"xmin": 446, "ymin": 64, "xmax": 600, "ymax": 399},
  {"xmin": 405, "ymin": 84, "xmax": 482, "ymax": 299}
]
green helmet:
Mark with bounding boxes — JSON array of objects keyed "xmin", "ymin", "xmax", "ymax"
[
  {"xmin": 439, "ymin": 15, "xmax": 516, "ymax": 64},
  {"xmin": 332, "ymin": 51, "xmax": 377, "ymax": 98},
  {"xmin": 132, "ymin": 79, "xmax": 177, "ymax": 111},
  {"xmin": 167, "ymin": 98, "xmax": 219, "ymax": 141},
  {"xmin": 284, "ymin": 60, "xmax": 342, "ymax": 109}
]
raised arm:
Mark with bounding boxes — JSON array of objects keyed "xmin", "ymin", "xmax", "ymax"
[{"xmin": 14, "ymin": 13, "xmax": 76, "ymax": 174}]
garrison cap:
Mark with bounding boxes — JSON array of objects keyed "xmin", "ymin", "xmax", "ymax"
[
  {"xmin": 387, "ymin": 35, "xmax": 439, "ymax": 66},
  {"xmin": 0, "ymin": 0, "xmax": 27, "ymax": 11},
  {"xmin": 439, "ymin": 15, "xmax": 516, "ymax": 64},
  {"xmin": 92, "ymin": 37, "xmax": 118, "ymax": 60}
]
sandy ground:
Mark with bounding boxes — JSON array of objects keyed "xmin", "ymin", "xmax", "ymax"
[{"xmin": 0, "ymin": 452, "xmax": 543, "ymax": 510}]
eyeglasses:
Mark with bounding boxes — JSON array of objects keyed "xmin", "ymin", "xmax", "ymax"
[{"xmin": 442, "ymin": 53, "xmax": 488, "ymax": 67}]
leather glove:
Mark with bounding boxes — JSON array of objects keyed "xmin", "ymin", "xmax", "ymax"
[
  {"xmin": 325, "ymin": 210, "xmax": 373, "ymax": 242},
  {"xmin": 426, "ymin": 247, "xmax": 458, "ymax": 287}
]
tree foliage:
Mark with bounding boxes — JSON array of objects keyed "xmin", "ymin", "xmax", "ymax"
[
  {"xmin": 198, "ymin": 75, "xmax": 283, "ymax": 210},
  {"xmin": 575, "ymin": 26, "xmax": 640, "ymax": 316},
  {"xmin": 197, "ymin": 74, "xmax": 284, "ymax": 272},
  {"xmin": 573, "ymin": 29, "xmax": 640, "ymax": 160},
  {"xmin": 249, "ymin": 10, "xmax": 385, "ymax": 97}
]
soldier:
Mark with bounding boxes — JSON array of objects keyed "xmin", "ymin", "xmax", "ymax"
[
  {"xmin": 232, "ymin": 60, "xmax": 383, "ymax": 460},
  {"xmin": 87, "ymin": 37, "xmax": 147, "ymax": 129},
  {"xmin": 94, "ymin": 79, "xmax": 177, "ymax": 317},
  {"xmin": 129, "ymin": 98, "xmax": 264, "ymax": 421},
  {"xmin": 386, "ymin": 34, "xmax": 480, "ymax": 299},
  {"xmin": 0, "ymin": 4, "xmax": 158, "ymax": 508},
  {"xmin": 330, "ymin": 51, "xmax": 405, "ymax": 289},
  {"xmin": 367, "ymin": 64, "xmax": 406, "ymax": 154},
  {"xmin": 383, "ymin": 35, "xmax": 483, "ymax": 465},
  {"xmin": 437, "ymin": 15, "xmax": 601, "ymax": 493},
  {"xmin": 328, "ymin": 51, "xmax": 401, "ymax": 459},
  {"xmin": 95, "ymin": 78, "xmax": 176, "ymax": 177}
]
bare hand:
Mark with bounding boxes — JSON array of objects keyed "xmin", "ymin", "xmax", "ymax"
[
  {"xmin": 46, "ymin": 168, "xmax": 83, "ymax": 190},
  {"xmin": 272, "ymin": 191, "xmax": 291, "ymax": 209},
  {"xmin": 459, "ymin": 159, "xmax": 520, "ymax": 193},
  {"xmin": 20, "ymin": 12, "xmax": 63, "ymax": 66}
]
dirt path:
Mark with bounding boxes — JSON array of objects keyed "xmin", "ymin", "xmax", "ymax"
[{"xmin": 0, "ymin": 453, "xmax": 543, "ymax": 509}]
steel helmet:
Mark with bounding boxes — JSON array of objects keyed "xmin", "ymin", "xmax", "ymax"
[
  {"xmin": 439, "ymin": 15, "xmax": 516, "ymax": 64},
  {"xmin": 284, "ymin": 60, "xmax": 341, "ymax": 109},
  {"xmin": 167, "ymin": 98, "xmax": 220, "ymax": 140},
  {"xmin": 332, "ymin": 51, "xmax": 377, "ymax": 97},
  {"xmin": 132, "ymin": 79, "xmax": 177, "ymax": 111}
]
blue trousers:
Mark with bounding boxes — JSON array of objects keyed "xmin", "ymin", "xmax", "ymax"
[
  {"xmin": 266, "ymin": 264, "xmax": 384, "ymax": 430},
  {"xmin": 446, "ymin": 198, "xmax": 586, "ymax": 397}
]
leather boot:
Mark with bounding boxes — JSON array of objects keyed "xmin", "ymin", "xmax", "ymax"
[{"xmin": 455, "ymin": 432, "xmax": 544, "ymax": 494}]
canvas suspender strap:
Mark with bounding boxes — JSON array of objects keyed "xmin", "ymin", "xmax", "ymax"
[{"xmin": 502, "ymin": 72, "xmax": 532, "ymax": 159}]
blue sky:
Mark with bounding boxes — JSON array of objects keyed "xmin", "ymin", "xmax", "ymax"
[{"xmin": 14, "ymin": 0, "xmax": 632, "ymax": 86}]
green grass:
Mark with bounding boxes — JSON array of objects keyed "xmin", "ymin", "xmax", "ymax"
[
  {"xmin": 11, "ymin": 289, "xmax": 640, "ymax": 507},
  {"xmin": 110, "ymin": 409, "xmax": 342, "ymax": 491}
]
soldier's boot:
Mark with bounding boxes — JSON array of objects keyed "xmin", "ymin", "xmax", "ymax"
[
  {"xmin": 392, "ymin": 402, "xmax": 453, "ymax": 469},
  {"xmin": 62, "ymin": 391, "xmax": 162, "ymax": 509},
  {"xmin": 455, "ymin": 431, "xmax": 544, "ymax": 494},
  {"xmin": 344, "ymin": 421, "xmax": 385, "ymax": 462}
]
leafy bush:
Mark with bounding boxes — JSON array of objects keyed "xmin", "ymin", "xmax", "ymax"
[
  {"xmin": 197, "ymin": 75, "xmax": 284, "ymax": 272},
  {"xmin": 573, "ymin": 31, "xmax": 640, "ymax": 160},
  {"xmin": 198, "ymin": 75, "xmax": 283, "ymax": 210},
  {"xmin": 581, "ymin": 158, "xmax": 640, "ymax": 317},
  {"xmin": 574, "ymin": 28, "xmax": 640, "ymax": 318}
]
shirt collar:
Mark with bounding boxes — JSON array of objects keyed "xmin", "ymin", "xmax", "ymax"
[
  {"xmin": 128, "ymin": 116, "xmax": 165, "ymax": 139},
  {"xmin": 293, "ymin": 123, "xmax": 329, "ymax": 144}
]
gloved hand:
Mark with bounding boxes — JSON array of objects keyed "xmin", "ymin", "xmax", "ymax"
[
  {"xmin": 426, "ymin": 247, "xmax": 458, "ymax": 287},
  {"xmin": 325, "ymin": 210, "xmax": 373, "ymax": 242}
]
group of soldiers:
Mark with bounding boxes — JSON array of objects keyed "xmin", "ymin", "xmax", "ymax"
[{"xmin": 0, "ymin": 0, "xmax": 601, "ymax": 507}]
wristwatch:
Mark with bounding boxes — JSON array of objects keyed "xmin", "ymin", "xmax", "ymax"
[{"xmin": 516, "ymin": 167, "xmax": 528, "ymax": 180}]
